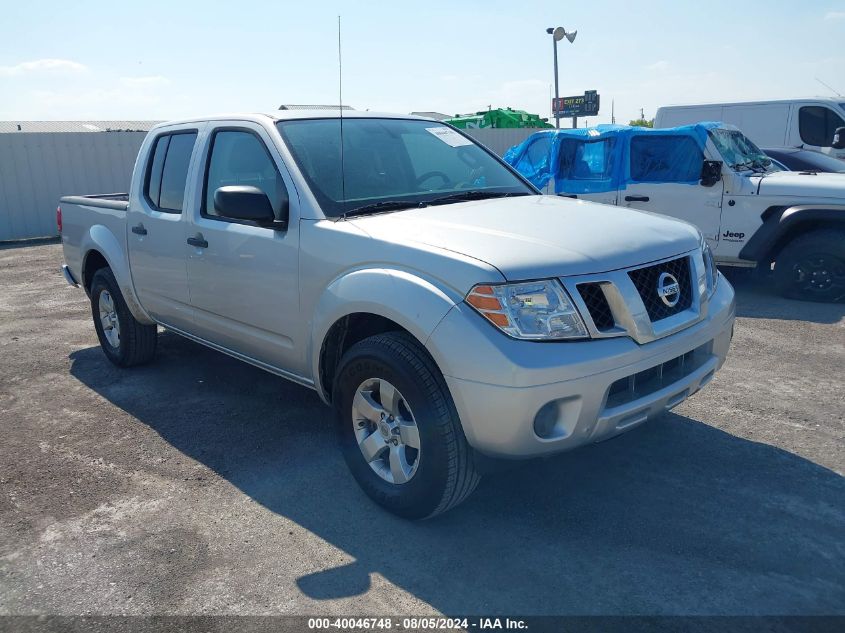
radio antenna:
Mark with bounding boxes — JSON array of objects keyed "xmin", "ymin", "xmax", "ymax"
[
  {"xmin": 338, "ymin": 15, "xmax": 347, "ymax": 206},
  {"xmin": 815, "ymin": 77, "xmax": 843, "ymax": 97}
]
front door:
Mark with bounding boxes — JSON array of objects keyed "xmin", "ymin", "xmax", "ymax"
[
  {"xmin": 792, "ymin": 104, "xmax": 845, "ymax": 159},
  {"xmin": 185, "ymin": 123, "xmax": 301, "ymax": 374},
  {"xmin": 126, "ymin": 129, "xmax": 199, "ymax": 329},
  {"xmin": 620, "ymin": 133, "xmax": 723, "ymax": 247}
]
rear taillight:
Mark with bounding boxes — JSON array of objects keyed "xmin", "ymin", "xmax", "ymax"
[{"xmin": 56, "ymin": 205, "xmax": 62, "ymax": 233}]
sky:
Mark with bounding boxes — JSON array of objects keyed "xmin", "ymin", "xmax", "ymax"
[{"xmin": 1, "ymin": 0, "xmax": 844, "ymax": 125}]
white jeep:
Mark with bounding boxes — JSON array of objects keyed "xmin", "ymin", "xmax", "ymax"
[{"xmin": 506, "ymin": 122, "xmax": 845, "ymax": 302}]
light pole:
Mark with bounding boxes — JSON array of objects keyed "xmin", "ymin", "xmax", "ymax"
[{"xmin": 546, "ymin": 26, "xmax": 577, "ymax": 128}]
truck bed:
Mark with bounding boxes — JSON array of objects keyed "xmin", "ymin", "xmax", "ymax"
[
  {"xmin": 60, "ymin": 194, "xmax": 130, "ymax": 289},
  {"xmin": 60, "ymin": 193, "xmax": 129, "ymax": 211}
]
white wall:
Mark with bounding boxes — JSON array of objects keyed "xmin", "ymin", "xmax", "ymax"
[
  {"xmin": 0, "ymin": 132, "xmax": 146, "ymax": 241},
  {"xmin": 462, "ymin": 128, "xmax": 544, "ymax": 157}
]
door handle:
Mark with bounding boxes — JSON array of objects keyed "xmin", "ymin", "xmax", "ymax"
[
  {"xmin": 558, "ymin": 194, "xmax": 578, "ymax": 199},
  {"xmin": 624, "ymin": 195, "xmax": 650, "ymax": 202},
  {"xmin": 131, "ymin": 224, "xmax": 147, "ymax": 235},
  {"xmin": 187, "ymin": 236, "xmax": 208, "ymax": 249}
]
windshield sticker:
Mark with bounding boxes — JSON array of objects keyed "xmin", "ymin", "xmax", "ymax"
[{"xmin": 426, "ymin": 127, "xmax": 474, "ymax": 147}]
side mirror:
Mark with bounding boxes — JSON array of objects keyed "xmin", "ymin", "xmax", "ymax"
[
  {"xmin": 833, "ymin": 127, "xmax": 845, "ymax": 150},
  {"xmin": 700, "ymin": 160, "xmax": 723, "ymax": 187},
  {"xmin": 213, "ymin": 185, "xmax": 287, "ymax": 228}
]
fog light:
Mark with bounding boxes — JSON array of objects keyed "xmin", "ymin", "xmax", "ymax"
[
  {"xmin": 533, "ymin": 401, "xmax": 560, "ymax": 439},
  {"xmin": 533, "ymin": 396, "xmax": 582, "ymax": 439}
]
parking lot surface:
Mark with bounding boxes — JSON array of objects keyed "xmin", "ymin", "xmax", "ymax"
[{"xmin": 1, "ymin": 242, "xmax": 843, "ymax": 616}]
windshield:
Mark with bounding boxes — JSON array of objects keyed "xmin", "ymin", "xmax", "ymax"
[
  {"xmin": 793, "ymin": 150, "xmax": 845, "ymax": 173},
  {"xmin": 276, "ymin": 118, "xmax": 535, "ymax": 217},
  {"xmin": 708, "ymin": 128, "xmax": 778, "ymax": 173}
]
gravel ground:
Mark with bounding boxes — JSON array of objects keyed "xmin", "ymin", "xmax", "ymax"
[{"xmin": 0, "ymin": 242, "xmax": 842, "ymax": 616}]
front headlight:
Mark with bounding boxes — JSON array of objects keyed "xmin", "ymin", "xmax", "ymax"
[
  {"xmin": 701, "ymin": 238, "xmax": 718, "ymax": 297},
  {"xmin": 466, "ymin": 280, "xmax": 588, "ymax": 340}
]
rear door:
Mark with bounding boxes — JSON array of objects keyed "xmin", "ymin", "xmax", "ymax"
[
  {"xmin": 620, "ymin": 133, "xmax": 723, "ymax": 246},
  {"xmin": 127, "ymin": 128, "xmax": 199, "ymax": 328},
  {"xmin": 185, "ymin": 122, "xmax": 302, "ymax": 374}
]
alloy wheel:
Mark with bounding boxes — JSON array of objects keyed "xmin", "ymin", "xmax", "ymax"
[
  {"xmin": 351, "ymin": 378, "xmax": 421, "ymax": 484},
  {"xmin": 793, "ymin": 253, "xmax": 845, "ymax": 295},
  {"xmin": 98, "ymin": 289, "xmax": 120, "ymax": 348}
]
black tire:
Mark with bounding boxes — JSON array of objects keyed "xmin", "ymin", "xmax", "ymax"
[
  {"xmin": 333, "ymin": 332, "xmax": 480, "ymax": 519},
  {"xmin": 773, "ymin": 229, "xmax": 845, "ymax": 302},
  {"xmin": 90, "ymin": 268, "xmax": 157, "ymax": 367}
]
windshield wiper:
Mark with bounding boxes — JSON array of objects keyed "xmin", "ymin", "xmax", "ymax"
[
  {"xmin": 339, "ymin": 200, "xmax": 424, "ymax": 220},
  {"xmin": 427, "ymin": 190, "xmax": 529, "ymax": 206},
  {"xmin": 733, "ymin": 155, "xmax": 773, "ymax": 173},
  {"xmin": 339, "ymin": 190, "xmax": 531, "ymax": 219}
]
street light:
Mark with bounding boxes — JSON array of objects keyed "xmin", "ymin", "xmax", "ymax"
[{"xmin": 546, "ymin": 26, "xmax": 577, "ymax": 128}]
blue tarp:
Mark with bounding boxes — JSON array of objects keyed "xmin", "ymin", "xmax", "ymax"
[{"xmin": 504, "ymin": 122, "xmax": 719, "ymax": 194}]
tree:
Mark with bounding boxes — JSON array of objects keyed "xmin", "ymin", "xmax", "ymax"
[{"xmin": 629, "ymin": 118, "xmax": 654, "ymax": 128}]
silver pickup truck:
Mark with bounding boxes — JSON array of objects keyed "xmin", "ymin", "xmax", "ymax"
[{"xmin": 59, "ymin": 111, "xmax": 735, "ymax": 518}]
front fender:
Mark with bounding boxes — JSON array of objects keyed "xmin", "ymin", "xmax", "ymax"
[
  {"xmin": 740, "ymin": 204, "xmax": 845, "ymax": 262},
  {"xmin": 82, "ymin": 225, "xmax": 154, "ymax": 325},
  {"xmin": 310, "ymin": 268, "xmax": 464, "ymax": 402}
]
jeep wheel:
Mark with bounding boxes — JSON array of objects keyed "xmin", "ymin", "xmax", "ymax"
[
  {"xmin": 333, "ymin": 332, "xmax": 480, "ymax": 519},
  {"xmin": 90, "ymin": 268, "xmax": 158, "ymax": 366},
  {"xmin": 774, "ymin": 229, "xmax": 845, "ymax": 302}
]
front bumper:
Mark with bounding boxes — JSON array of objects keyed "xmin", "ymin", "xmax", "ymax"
[{"xmin": 426, "ymin": 277, "xmax": 735, "ymax": 458}]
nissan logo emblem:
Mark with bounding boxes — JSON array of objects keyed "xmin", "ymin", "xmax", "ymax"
[{"xmin": 657, "ymin": 272, "xmax": 681, "ymax": 307}]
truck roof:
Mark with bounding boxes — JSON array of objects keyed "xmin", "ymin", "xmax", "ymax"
[
  {"xmin": 657, "ymin": 96, "xmax": 843, "ymax": 109},
  {"xmin": 150, "ymin": 110, "xmax": 435, "ymax": 131},
  {"xmin": 503, "ymin": 122, "xmax": 731, "ymax": 193}
]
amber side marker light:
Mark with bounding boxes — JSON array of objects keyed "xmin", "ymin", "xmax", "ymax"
[{"xmin": 466, "ymin": 285, "xmax": 510, "ymax": 328}]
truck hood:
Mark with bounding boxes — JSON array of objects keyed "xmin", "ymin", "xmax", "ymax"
[
  {"xmin": 754, "ymin": 171, "xmax": 845, "ymax": 199},
  {"xmin": 349, "ymin": 195, "xmax": 701, "ymax": 280}
]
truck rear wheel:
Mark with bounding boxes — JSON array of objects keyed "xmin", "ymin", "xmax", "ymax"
[
  {"xmin": 333, "ymin": 332, "xmax": 480, "ymax": 519},
  {"xmin": 774, "ymin": 229, "xmax": 845, "ymax": 302},
  {"xmin": 90, "ymin": 268, "xmax": 157, "ymax": 367}
]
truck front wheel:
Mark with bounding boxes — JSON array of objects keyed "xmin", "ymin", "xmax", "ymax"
[
  {"xmin": 333, "ymin": 332, "xmax": 480, "ymax": 519},
  {"xmin": 774, "ymin": 229, "xmax": 845, "ymax": 302},
  {"xmin": 90, "ymin": 268, "xmax": 157, "ymax": 367}
]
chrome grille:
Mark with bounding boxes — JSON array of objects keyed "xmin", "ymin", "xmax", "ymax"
[{"xmin": 628, "ymin": 256, "xmax": 692, "ymax": 322}]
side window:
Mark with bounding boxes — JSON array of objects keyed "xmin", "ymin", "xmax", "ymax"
[
  {"xmin": 629, "ymin": 135, "xmax": 703, "ymax": 183},
  {"xmin": 799, "ymin": 106, "xmax": 845, "ymax": 147},
  {"xmin": 144, "ymin": 135, "xmax": 170, "ymax": 208},
  {"xmin": 143, "ymin": 131, "xmax": 197, "ymax": 213},
  {"xmin": 559, "ymin": 138, "xmax": 615, "ymax": 180},
  {"xmin": 204, "ymin": 130, "xmax": 288, "ymax": 221}
]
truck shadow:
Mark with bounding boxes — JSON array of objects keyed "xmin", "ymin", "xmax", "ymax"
[
  {"xmin": 722, "ymin": 267, "xmax": 845, "ymax": 323},
  {"xmin": 68, "ymin": 334, "xmax": 844, "ymax": 614}
]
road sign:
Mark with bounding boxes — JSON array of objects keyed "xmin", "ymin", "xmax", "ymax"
[{"xmin": 553, "ymin": 90, "xmax": 600, "ymax": 117}]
